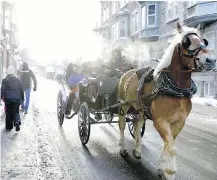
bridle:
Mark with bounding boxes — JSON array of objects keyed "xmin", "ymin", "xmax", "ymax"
[{"xmin": 162, "ymin": 33, "xmax": 205, "ymax": 73}]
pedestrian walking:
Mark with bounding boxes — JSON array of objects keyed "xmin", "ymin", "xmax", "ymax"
[
  {"xmin": 1, "ymin": 66, "xmax": 24, "ymax": 131},
  {"xmin": 19, "ymin": 62, "xmax": 37, "ymax": 114}
]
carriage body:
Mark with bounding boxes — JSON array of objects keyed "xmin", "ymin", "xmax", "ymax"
[
  {"xmin": 79, "ymin": 76, "xmax": 119, "ymax": 113},
  {"xmin": 57, "ymin": 70, "xmax": 145, "ymax": 145}
]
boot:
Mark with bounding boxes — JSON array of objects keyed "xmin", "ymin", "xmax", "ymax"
[{"xmin": 15, "ymin": 122, "xmax": 20, "ymax": 131}]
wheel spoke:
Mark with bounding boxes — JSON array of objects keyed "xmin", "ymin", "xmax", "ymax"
[
  {"xmin": 129, "ymin": 123, "xmax": 134, "ymax": 132},
  {"xmin": 78, "ymin": 102, "xmax": 90, "ymax": 145}
]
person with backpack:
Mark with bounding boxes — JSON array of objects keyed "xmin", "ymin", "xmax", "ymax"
[
  {"xmin": 19, "ymin": 62, "xmax": 37, "ymax": 114},
  {"xmin": 1, "ymin": 66, "xmax": 24, "ymax": 131}
]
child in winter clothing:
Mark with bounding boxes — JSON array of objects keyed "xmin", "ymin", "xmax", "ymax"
[{"xmin": 1, "ymin": 66, "xmax": 24, "ymax": 131}]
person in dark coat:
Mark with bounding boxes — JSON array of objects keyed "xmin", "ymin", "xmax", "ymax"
[
  {"xmin": 1, "ymin": 66, "xmax": 24, "ymax": 131},
  {"xmin": 19, "ymin": 62, "xmax": 37, "ymax": 114}
]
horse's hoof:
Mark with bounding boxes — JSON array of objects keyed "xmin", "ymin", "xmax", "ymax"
[
  {"xmin": 158, "ymin": 169, "xmax": 175, "ymax": 180},
  {"xmin": 133, "ymin": 149, "xmax": 141, "ymax": 159},
  {"xmin": 158, "ymin": 169, "xmax": 167, "ymax": 180},
  {"xmin": 120, "ymin": 149, "xmax": 128, "ymax": 157},
  {"xmin": 158, "ymin": 169, "xmax": 164, "ymax": 178}
]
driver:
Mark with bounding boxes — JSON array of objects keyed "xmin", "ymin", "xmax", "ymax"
[{"xmin": 108, "ymin": 47, "xmax": 133, "ymax": 73}]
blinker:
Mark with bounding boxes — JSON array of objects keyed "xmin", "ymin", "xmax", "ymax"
[{"xmin": 200, "ymin": 44, "xmax": 206, "ymax": 50}]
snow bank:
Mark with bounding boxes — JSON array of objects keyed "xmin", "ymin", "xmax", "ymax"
[{"xmin": 192, "ymin": 97, "xmax": 217, "ymax": 107}]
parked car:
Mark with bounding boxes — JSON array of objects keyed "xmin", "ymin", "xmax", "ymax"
[
  {"xmin": 46, "ymin": 71, "xmax": 55, "ymax": 80},
  {"xmin": 45, "ymin": 67, "xmax": 55, "ymax": 80}
]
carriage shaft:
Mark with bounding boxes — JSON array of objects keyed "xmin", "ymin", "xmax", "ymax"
[
  {"xmin": 90, "ymin": 121, "xmax": 119, "ymax": 124},
  {"xmin": 89, "ymin": 118, "xmax": 132, "ymax": 124},
  {"xmin": 99, "ymin": 99, "xmax": 137, "ymax": 112}
]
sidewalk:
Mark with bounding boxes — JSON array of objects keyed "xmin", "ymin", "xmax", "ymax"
[
  {"xmin": 192, "ymin": 103, "xmax": 217, "ymax": 117},
  {"xmin": 191, "ymin": 96, "xmax": 217, "ymax": 117}
]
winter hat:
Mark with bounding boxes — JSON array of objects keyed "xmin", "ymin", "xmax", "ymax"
[{"xmin": 7, "ymin": 66, "xmax": 15, "ymax": 75}]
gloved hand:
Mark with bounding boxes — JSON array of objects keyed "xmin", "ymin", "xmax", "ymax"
[{"xmin": 33, "ymin": 87, "xmax": 37, "ymax": 91}]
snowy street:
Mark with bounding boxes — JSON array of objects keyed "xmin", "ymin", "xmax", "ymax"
[{"xmin": 1, "ymin": 77, "xmax": 217, "ymax": 180}]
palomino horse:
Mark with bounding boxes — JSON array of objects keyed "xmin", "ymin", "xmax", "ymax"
[{"xmin": 118, "ymin": 22, "xmax": 216, "ymax": 180}]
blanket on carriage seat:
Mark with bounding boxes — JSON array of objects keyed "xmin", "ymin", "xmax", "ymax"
[{"xmin": 68, "ymin": 73, "xmax": 86, "ymax": 89}]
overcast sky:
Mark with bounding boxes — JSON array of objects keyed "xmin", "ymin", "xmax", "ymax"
[{"xmin": 14, "ymin": 0, "xmax": 101, "ymax": 65}]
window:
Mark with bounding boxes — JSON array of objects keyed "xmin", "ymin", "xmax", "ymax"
[
  {"xmin": 103, "ymin": 9, "xmax": 106, "ymax": 22},
  {"xmin": 132, "ymin": 12, "xmax": 139, "ymax": 34},
  {"xmin": 119, "ymin": 21, "xmax": 126, "ymax": 37},
  {"xmin": 210, "ymin": 82, "xmax": 215, "ymax": 97},
  {"xmin": 204, "ymin": 32, "xmax": 215, "ymax": 50},
  {"xmin": 4, "ymin": 17, "xmax": 10, "ymax": 30},
  {"xmin": 141, "ymin": 6, "xmax": 146, "ymax": 29},
  {"xmin": 167, "ymin": 1, "xmax": 179, "ymax": 22},
  {"xmin": 112, "ymin": 2, "xmax": 116, "ymax": 15},
  {"xmin": 112, "ymin": 26, "xmax": 115, "ymax": 42},
  {"xmin": 204, "ymin": 82, "xmax": 215, "ymax": 97},
  {"xmin": 147, "ymin": 4, "xmax": 156, "ymax": 26},
  {"xmin": 116, "ymin": 2, "xmax": 120, "ymax": 13},
  {"xmin": 204, "ymin": 82, "xmax": 209, "ymax": 97},
  {"xmin": 107, "ymin": 8, "xmax": 109, "ymax": 19},
  {"xmin": 103, "ymin": 7, "xmax": 109, "ymax": 22},
  {"xmin": 194, "ymin": 82, "xmax": 202, "ymax": 96},
  {"xmin": 112, "ymin": 23, "xmax": 118, "ymax": 42},
  {"xmin": 4, "ymin": 10, "xmax": 11, "ymax": 18}
]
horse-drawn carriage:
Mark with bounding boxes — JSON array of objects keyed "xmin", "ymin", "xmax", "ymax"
[
  {"xmin": 56, "ymin": 66, "xmax": 145, "ymax": 145},
  {"xmin": 56, "ymin": 23, "xmax": 217, "ymax": 180}
]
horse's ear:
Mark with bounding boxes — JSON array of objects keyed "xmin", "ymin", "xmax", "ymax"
[
  {"xmin": 197, "ymin": 24, "xmax": 201, "ymax": 30},
  {"xmin": 177, "ymin": 22, "xmax": 182, "ymax": 33}
]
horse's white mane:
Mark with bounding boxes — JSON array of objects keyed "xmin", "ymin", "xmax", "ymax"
[{"xmin": 153, "ymin": 26, "xmax": 200, "ymax": 78}]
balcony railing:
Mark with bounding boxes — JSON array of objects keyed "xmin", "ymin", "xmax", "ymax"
[
  {"xmin": 2, "ymin": 1, "xmax": 14, "ymax": 9},
  {"xmin": 139, "ymin": 27, "xmax": 159, "ymax": 41},
  {"xmin": 184, "ymin": 1, "xmax": 217, "ymax": 27}
]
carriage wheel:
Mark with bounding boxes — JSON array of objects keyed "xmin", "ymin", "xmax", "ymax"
[
  {"xmin": 57, "ymin": 91, "xmax": 64, "ymax": 126},
  {"xmin": 126, "ymin": 114, "xmax": 145, "ymax": 139},
  {"xmin": 78, "ymin": 102, "xmax": 91, "ymax": 145}
]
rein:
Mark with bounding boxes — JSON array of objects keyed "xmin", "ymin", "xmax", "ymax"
[{"xmin": 160, "ymin": 43, "xmax": 202, "ymax": 73}]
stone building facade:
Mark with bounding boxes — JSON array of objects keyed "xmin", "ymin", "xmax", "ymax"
[
  {"xmin": 0, "ymin": 1, "xmax": 18, "ymax": 84},
  {"xmin": 93, "ymin": 1, "xmax": 217, "ymax": 98}
]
